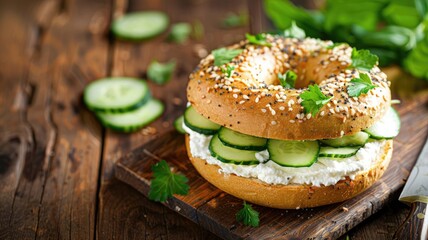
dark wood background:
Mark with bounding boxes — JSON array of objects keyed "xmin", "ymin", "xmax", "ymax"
[{"xmin": 1, "ymin": 0, "xmax": 427, "ymax": 239}]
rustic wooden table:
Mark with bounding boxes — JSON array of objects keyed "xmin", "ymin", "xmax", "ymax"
[{"xmin": 1, "ymin": 0, "xmax": 426, "ymax": 239}]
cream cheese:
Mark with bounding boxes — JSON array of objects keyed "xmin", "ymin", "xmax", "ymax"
[{"xmin": 183, "ymin": 123, "xmax": 387, "ymax": 187}]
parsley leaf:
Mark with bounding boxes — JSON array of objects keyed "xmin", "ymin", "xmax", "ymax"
[
  {"xmin": 221, "ymin": 65, "xmax": 235, "ymax": 78},
  {"xmin": 148, "ymin": 160, "xmax": 190, "ymax": 202},
  {"xmin": 236, "ymin": 201, "xmax": 260, "ymax": 227},
  {"xmin": 168, "ymin": 23, "xmax": 192, "ymax": 44},
  {"xmin": 283, "ymin": 21, "xmax": 306, "ymax": 39},
  {"xmin": 245, "ymin": 33, "xmax": 272, "ymax": 46},
  {"xmin": 300, "ymin": 84, "xmax": 332, "ymax": 116},
  {"xmin": 326, "ymin": 42, "xmax": 346, "ymax": 50},
  {"xmin": 147, "ymin": 60, "xmax": 176, "ymax": 85},
  {"xmin": 347, "ymin": 73, "xmax": 376, "ymax": 97},
  {"xmin": 278, "ymin": 70, "xmax": 297, "ymax": 88},
  {"xmin": 350, "ymin": 48, "xmax": 378, "ymax": 71},
  {"xmin": 212, "ymin": 48, "xmax": 243, "ymax": 66}
]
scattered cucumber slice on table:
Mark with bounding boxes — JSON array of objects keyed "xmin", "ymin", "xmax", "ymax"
[
  {"xmin": 174, "ymin": 115, "xmax": 186, "ymax": 134},
  {"xmin": 218, "ymin": 127, "xmax": 267, "ymax": 151},
  {"xmin": 364, "ymin": 107, "xmax": 401, "ymax": 139},
  {"xmin": 319, "ymin": 146, "xmax": 360, "ymax": 158},
  {"xmin": 96, "ymin": 99, "xmax": 164, "ymax": 132},
  {"xmin": 267, "ymin": 140, "xmax": 319, "ymax": 167},
  {"xmin": 111, "ymin": 11, "xmax": 169, "ymax": 40},
  {"xmin": 320, "ymin": 131, "xmax": 370, "ymax": 147},
  {"xmin": 84, "ymin": 77, "xmax": 150, "ymax": 113},
  {"xmin": 183, "ymin": 106, "xmax": 221, "ymax": 135},
  {"xmin": 209, "ymin": 134, "xmax": 260, "ymax": 165}
]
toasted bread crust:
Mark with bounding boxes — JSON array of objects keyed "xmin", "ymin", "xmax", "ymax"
[{"xmin": 186, "ymin": 136, "xmax": 393, "ymax": 209}]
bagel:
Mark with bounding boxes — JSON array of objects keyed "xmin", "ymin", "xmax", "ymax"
[
  {"xmin": 183, "ymin": 35, "xmax": 397, "ymax": 209},
  {"xmin": 187, "ymin": 36, "xmax": 391, "ymax": 140}
]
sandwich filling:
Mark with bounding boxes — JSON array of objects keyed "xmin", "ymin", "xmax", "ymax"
[{"xmin": 183, "ymin": 123, "xmax": 387, "ymax": 187}]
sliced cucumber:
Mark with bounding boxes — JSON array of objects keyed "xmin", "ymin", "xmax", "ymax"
[
  {"xmin": 174, "ymin": 115, "xmax": 185, "ymax": 134},
  {"xmin": 218, "ymin": 127, "xmax": 267, "ymax": 151},
  {"xmin": 320, "ymin": 132, "xmax": 370, "ymax": 147},
  {"xmin": 96, "ymin": 99, "xmax": 163, "ymax": 132},
  {"xmin": 183, "ymin": 106, "xmax": 221, "ymax": 135},
  {"xmin": 209, "ymin": 134, "xmax": 260, "ymax": 165},
  {"xmin": 319, "ymin": 146, "xmax": 360, "ymax": 158},
  {"xmin": 111, "ymin": 11, "xmax": 169, "ymax": 40},
  {"xmin": 364, "ymin": 107, "xmax": 400, "ymax": 139},
  {"xmin": 267, "ymin": 140, "xmax": 319, "ymax": 167},
  {"xmin": 84, "ymin": 77, "xmax": 150, "ymax": 113}
]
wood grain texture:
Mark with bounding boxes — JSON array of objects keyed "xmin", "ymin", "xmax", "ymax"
[{"xmin": 115, "ymin": 67, "xmax": 428, "ymax": 239}]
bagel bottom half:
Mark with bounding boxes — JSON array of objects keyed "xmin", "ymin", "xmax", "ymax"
[{"xmin": 185, "ymin": 136, "xmax": 393, "ymax": 209}]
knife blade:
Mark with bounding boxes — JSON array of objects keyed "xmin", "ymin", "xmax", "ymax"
[{"xmin": 394, "ymin": 135, "xmax": 428, "ymax": 240}]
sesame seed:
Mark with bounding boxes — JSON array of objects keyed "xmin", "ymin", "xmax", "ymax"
[
  {"xmin": 233, "ymin": 94, "xmax": 238, "ymax": 99},
  {"xmin": 279, "ymin": 106, "xmax": 285, "ymax": 111},
  {"xmin": 261, "ymin": 108, "xmax": 267, "ymax": 113},
  {"xmin": 239, "ymin": 100, "xmax": 246, "ymax": 104},
  {"xmin": 271, "ymin": 121, "xmax": 277, "ymax": 125},
  {"xmin": 290, "ymin": 120, "xmax": 295, "ymax": 123}
]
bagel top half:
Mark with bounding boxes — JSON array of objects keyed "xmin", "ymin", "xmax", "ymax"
[{"xmin": 187, "ymin": 35, "xmax": 391, "ymax": 140}]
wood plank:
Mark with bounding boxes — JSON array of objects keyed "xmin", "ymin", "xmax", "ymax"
[
  {"xmin": 97, "ymin": 0, "xmax": 248, "ymax": 239},
  {"xmin": 0, "ymin": 0, "xmax": 110, "ymax": 238},
  {"xmin": 115, "ymin": 70, "xmax": 428, "ymax": 239}
]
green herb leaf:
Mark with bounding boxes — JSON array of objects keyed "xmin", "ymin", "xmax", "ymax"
[
  {"xmin": 350, "ymin": 48, "xmax": 378, "ymax": 71},
  {"xmin": 147, "ymin": 60, "xmax": 176, "ymax": 84},
  {"xmin": 278, "ymin": 70, "xmax": 297, "ymax": 88},
  {"xmin": 222, "ymin": 11, "xmax": 248, "ymax": 28},
  {"xmin": 168, "ymin": 23, "xmax": 192, "ymax": 43},
  {"xmin": 283, "ymin": 21, "xmax": 306, "ymax": 39},
  {"xmin": 212, "ymin": 48, "xmax": 243, "ymax": 66},
  {"xmin": 300, "ymin": 84, "xmax": 332, "ymax": 116},
  {"xmin": 148, "ymin": 160, "xmax": 190, "ymax": 202},
  {"xmin": 347, "ymin": 73, "xmax": 376, "ymax": 97},
  {"xmin": 326, "ymin": 42, "xmax": 346, "ymax": 50},
  {"xmin": 236, "ymin": 201, "xmax": 260, "ymax": 227},
  {"xmin": 246, "ymin": 33, "xmax": 272, "ymax": 46},
  {"xmin": 221, "ymin": 65, "xmax": 235, "ymax": 78}
]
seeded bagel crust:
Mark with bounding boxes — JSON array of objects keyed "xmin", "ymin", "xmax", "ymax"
[
  {"xmin": 186, "ymin": 136, "xmax": 393, "ymax": 209},
  {"xmin": 187, "ymin": 36, "xmax": 391, "ymax": 140}
]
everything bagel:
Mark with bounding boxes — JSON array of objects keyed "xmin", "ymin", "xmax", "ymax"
[
  {"xmin": 183, "ymin": 34, "xmax": 399, "ymax": 209},
  {"xmin": 187, "ymin": 36, "xmax": 391, "ymax": 140}
]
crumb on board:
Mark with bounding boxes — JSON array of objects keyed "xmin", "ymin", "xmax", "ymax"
[
  {"xmin": 342, "ymin": 207, "xmax": 349, "ymax": 212},
  {"xmin": 140, "ymin": 126, "xmax": 157, "ymax": 135}
]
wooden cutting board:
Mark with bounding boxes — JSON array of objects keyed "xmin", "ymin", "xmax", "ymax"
[{"xmin": 115, "ymin": 78, "xmax": 428, "ymax": 239}]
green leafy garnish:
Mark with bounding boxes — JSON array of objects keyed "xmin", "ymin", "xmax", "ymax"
[
  {"xmin": 222, "ymin": 11, "xmax": 249, "ymax": 28},
  {"xmin": 246, "ymin": 33, "xmax": 272, "ymax": 46},
  {"xmin": 168, "ymin": 23, "xmax": 192, "ymax": 44},
  {"xmin": 147, "ymin": 60, "xmax": 176, "ymax": 85},
  {"xmin": 283, "ymin": 21, "xmax": 305, "ymax": 39},
  {"xmin": 326, "ymin": 42, "xmax": 346, "ymax": 50},
  {"xmin": 300, "ymin": 84, "xmax": 332, "ymax": 116},
  {"xmin": 221, "ymin": 65, "xmax": 235, "ymax": 78},
  {"xmin": 347, "ymin": 73, "xmax": 376, "ymax": 97},
  {"xmin": 148, "ymin": 160, "xmax": 190, "ymax": 202},
  {"xmin": 212, "ymin": 48, "xmax": 243, "ymax": 66},
  {"xmin": 192, "ymin": 20, "xmax": 204, "ymax": 40},
  {"xmin": 278, "ymin": 70, "xmax": 297, "ymax": 88},
  {"xmin": 236, "ymin": 201, "xmax": 260, "ymax": 227},
  {"xmin": 350, "ymin": 48, "xmax": 378, "ymax": 71}
]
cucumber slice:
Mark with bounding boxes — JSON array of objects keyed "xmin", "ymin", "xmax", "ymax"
[
  {"xmin": 174, "ymin": 115, "xmax": 185, "ymax": 134},
  {"xmin": 319, "ymin": 146, "xmax": 360, "ymax": 158},
  {"xmin": 320, "ymin": 132, "xmax": 370, "ymax": 147},
  {"xmin": 267, "ymin": 140, "xmax": 319, "ymax": 167},
  {"xmin": 96, "ymin": 99, "xmax": 164, "ymax": 132},
  {"xmin": 84, "ymin": 77, "xmax": 150, "ymax": 113},
  {"xmin": 364, "ymin": 107, "xmax": 401, "ymax": 139},
  {"xmin": 218, "ymin": 127, "xmax": 267, "ymax": 151},
  {"xmin": 111, "ymin": 11, "xmax": 169, "ymax": 40},
  {"xmin": 183, "ymin": 106, "xmax": 221, "ymax": 135},
  {"xmin": 209, "ymin": 134, "xmax": 260, "ymax": 165}
]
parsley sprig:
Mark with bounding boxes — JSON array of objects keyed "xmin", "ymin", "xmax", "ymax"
[
  {"xmin": 347, "ymin": 73, "xmax": 376, "ymax": 97},
  {"xmin": 245, "ymin": 33, "xmax": 272, "ymax": 46},
  {"xmin": 168, "ymin": 22, "xmax": 192, "ymax": 44},
  {"xmin": 147, "ymin": 60, "xmax": 176, "ymax": 85},
  {"xmin": 278, "ymin": 70, "xmax": 297, "ymax": 89},
  {"xmin": 350, "ymin": 48, "xmax": 378, "ymax": 71},
  {"xmin": 283, "ymin": 21, "xmax": 306, "ymax": 39},
  {"xmin": 212, "ymin": 48, "xmax": 243, "ymax": 66},
  {"xmin": 300, "ymin": 84, "xmax": 332, "ymax": 116},
  {"xmin": 236, "ymin": 201, "xmax": 260, "ymax": 227},
  {"xmin": 221, "ymin": 65, "xmax": 235, "ymax": 78},
  {"xmin": 148, "ymin": 160, "xmax": 190, "ymax": 202}
]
